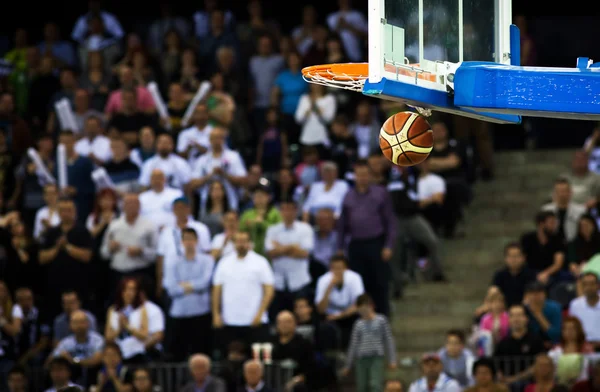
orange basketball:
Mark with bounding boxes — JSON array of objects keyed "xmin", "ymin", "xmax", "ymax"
[{"xmin": 379, "ymin": 111, "xmax": 433, "ymax": 166}]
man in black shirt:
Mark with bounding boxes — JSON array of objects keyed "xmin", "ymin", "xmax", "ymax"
[
  {"xmin": 38, "ymin": 198, "xmax": 93, "ymax": 321},
  {"xmin": 492, "ymin": 243, "xmax": 537, "ymax": 306},
  {"xmin": 329, "ymin": 115, "xmax": 358, "ymax": 179},
  {"xmin": 107, "ymin": 89, "xmax": 157, "ymax": 147},
  {"xmin": 520, "ymin": 211, "xmax": 566, "ymax": 285}
]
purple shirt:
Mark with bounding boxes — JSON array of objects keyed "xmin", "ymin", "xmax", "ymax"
[{"xmin": 336, "ymin": 185, "xmax": 396, "ymax": 249}]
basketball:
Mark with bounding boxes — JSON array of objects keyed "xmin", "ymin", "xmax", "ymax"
[{"xmin": 379, "ymin": 111, "xmax": 434, "ymax": 166}]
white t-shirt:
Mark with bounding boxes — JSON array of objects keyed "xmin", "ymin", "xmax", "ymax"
[
  {"xmin": 294, "ymin": 94, "xmax": 336, "ymax": 146},
  {"xmin": 177, "ymin": 124, "xmax": 214, "ymax": 165},
  {"xmin": 74, "ymin": 135, "xmax": 113, "ymax": 163},
  {"xmin": 302, "ymin": 180, "xmax": 349, "ymax": 218},
  {"xmin": 569, "ymin": 296, "xmax": 600, "ymax": 341},
  {"xmin": 264, "ymin": 221, "xmax": 314, "ymax": 291},
  {"xmin": 326, "ymin": 10, "xmax": 368, "ymax": 62},
  {"xmin": 33, "ymin": 206, "xmax": 61, "ymax": 241},
  {"xmin": 139, "ymin": 154, "xmax": 192, "ymax": 189},
  {"xmin": 139, "ymin": 187, "xmax": 183, "ymax": 230},
  {"xmin": 211, "ymin": 232, "xmax": 236, "ymax": 259},
  {"xmin": 108, "ymin": 306, "xmax": 146, "ymax": 359},
  {"xmin": 212, "ymin": 250, "xmax": 274, "ymax": 326},
  {"xmin": 315, "ymin": 270, "xmax": 365, "ymax": 315},
  {"xmin": 417, "ymin": 173, "xmax": 446, "ymax": 200},
  {"xmin": 144, "ymin": 301, "xmax": 165, "ymax": 335}
]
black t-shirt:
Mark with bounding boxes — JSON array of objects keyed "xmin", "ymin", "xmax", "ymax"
[
  {"xmin": 329, "ymin": 133, "xmax": 358, "ymax": 177},
  {"xmin": 107, "ymin": 112, "xmax": 157, "ymax": 135},
  {"xmin": 41, "ymin": 225, "xmax": 93, "ymax": 296},
  {"xmin": 167, "ymin": 105, "xmax": 187, "ymax": 134},
  {"xmin": 386, "ymin": 165, "xmax": 420, "ymax": 217},
  {"xmin": 492, "ymin": 267, "xmax": 537, "ymax": 306},
  {"xmin": 493, "ymin": 331, "xmax": 545, "ymax": 375},
  {"xmin": 272, "ymin": 334, "xmax": 315, "ymax": 382},
  {"xmin": 429, "ymin": 139, "xmax": 464, "ymax": 179},
  {"xmin": 520, "ymin": 231, "xmax": 566, "ymax": 272}
]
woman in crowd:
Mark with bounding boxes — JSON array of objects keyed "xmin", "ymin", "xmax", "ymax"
[
  {"xmin": 5, "ymin": 218, "xmax": 39, "ymax": 294},
  {"xmin": 256, "ymin": 107, "xmax": 288, "ymax": 179},
  {"xmin": 548, "ymin": 316, "xmax": 594, "ymax": 386},
  {"xmin": 478, "ymin": 291, "xmax": 509, "ymax": 345},
  {"xmin": 87, "ymin": 188, "xmax": 120, "ymax": 240},
  {"xmin": 80, "ymin": 51, "xmax": 111, "ymax": 111},
  {"xmin": 525, "ymin": 354, "xmax": 557, "ymax": 392},
  {"xmin": 464, "ymin": 358, "xmax": 508, "ymax": 392},
  {"xmin": 105, "ymin": 278, "xmax": 149, "ymax": 364},
  {"xmin": 179, "ymin": 48, "xmax": 202, "ymax": 95},
  {"xmin": 131, "ymin": 50, "xmax": 156, "ymax": 86},
  {"xmin": 199, "ymin": 180, "xmax": 230, "ymax": 236},
  {"xmin": 568, "ymin": 214, "xmax": 600, "ymax": 278},
  {"xmin": 94, "ymin": 342, "xmax": 131, "ymax": 392},
  {"xmin": 295, "ymin": 83, "xmax": 336, "ymax": 150},
  {"xmin": 33, "ymin": 183, "xmax": 60, "ymax": 243},
  {"xmin": 131, "ymin": 368, "xmax": 155, "ymax": 392},
  {"xmin": 160, "ymin": 30, "xmax": 183, "ymax": 89}
]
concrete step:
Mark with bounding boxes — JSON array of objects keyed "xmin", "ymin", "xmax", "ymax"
[
  {"xmin": 394, "ymin": 298, "xmax": 481, "ymax": 318},
  {"xmin": 493, "ymin": 149, "xmax": 573, "ymax": 166}
]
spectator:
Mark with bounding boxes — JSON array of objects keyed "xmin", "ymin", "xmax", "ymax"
[
  {"xmin": 164, "ymin": 228, "xmax": 215, "ymax": 360},
  {"xmin": 302, "ymin": 162, "xmax": 349, "ymax": 222},
  {"xmin": 74, "ymin": 115, "xmax": 112, "ymax": 165},
  {"xmin": 239, "ymin": 186, "xmax": 282, "ymax": 256},
  {"xmin": 548, "ymin": 316, "xmax": 593, "ymax": 385},
  {"xmin": 479, "ymin": 291, "xmax": 510, "ymax": 345},
  {"xmin": 561, "ymin": 151, "xmax": 600, "ymax": 208},
  {"xmin": 314, "ymin": 254, "xmax": 363, "ymax": 346},
  {"xmin": 329, "ymin": 115, "xmax": 358, "ymax": 178},
  {"xmin": 337, "ymin": 160, "xmax": 396, "ymax": 316},
  {"xmin": 199, "ymin": 180, "xmax": 229, "ymax": 236},
  {"xmin": 46, "ymin": 68, "xmax": 78, "ymax": 134},
  {"xmin": 45, "ymin": 357, "xmax": 81, "ymax": 392},
  {"xmin": 349, "ymin": 101, "xmax": 379, "ymax": 159},
  {"xmin": 7, "ymin": 366, "xmax": 28, "ymax": 392},
  {"xmin": 103, "ymin": 137, "xmax": 141, "ymax": 194},
  {"xmin": 265, "ymin": 200, "xmax": 314, "ymax": 318},
  {"xmin": 524, "ymin": 354, "xmax": 556, "ymax": 392},
  {"xmin": 27, "ymin": 56, "xmax": 60, "ymax": 127},
  {"xmin": 292, "ymin": 5, "xmax": 319, "ymax": 57},
  {"xmin": 523, "ymin": 281, "xmax": 562, "ymax": 345},
  {"xmin": 567, "ymin": 214, "xmax": 600, "ymax": 278},
  {"xmin": 343, "ymin": 294, "xmax": 397, "ymax": 392},
  {"xmin": 39, "ymin": 197, "xmax": 93, "ymax": 320},
  {"xmin": 129, "ymin": 126, "xmax": 156, "ymax": 169},
  {"xmin": 104, "ymin": 65, "xmax": 155, "ymax": 119},
  {"xmin": 177, "ymin": 103, "xmax": 213, "ymax": 165},
  {"xmin": 294, "ymin": 83, "xmax": 336, "ymax": 149},
  {"xmin": 310, "ymin": 208, "xmax": 337, "ymax": 281},
  {"xmin": 407, "ymin": 353, "xmax": 460, "ymax": 392},
  {"xmin": 101, "ymin": 193, "xmax": 158, "ymax": 289},
  {"xmin": 294, "ymin": 146, "xmax": 322, "ymax": 188},
  {"xmin": 568, "ymin": 272, "xmax": 600, "ymax": 349},
  {"xmin": 140, "ymin": 291, "xmax": 165, "ymax": 359},
  {"xmin": 39, "ymin": 22, "xmax": 76, "ymax": 68},
  {"xmin": 272, "ymin": 311, "xmax": 315, "ymax": 392},
  {"xmin": 105, "ymin": 278, "xmax": 149, "ymax": 364},
  {"xmin": 571, "ymin": 362, "xmax": 600, "ymax": 392},
  {"xmin": 165, "ymin": 82, "xmax": 188, "ymax": 133},
  {"xmin": 463, "ymin": 358, "xmax": 508, "ymax": 392},
  {"xmin": 0, "ymin": 281, "xmax": 21, "ymax": 381},
  {"xmin": 326, "ymin": 0, "xmax": 368, "ymax": 62},
  {"xmin": 584, "ymin": 129, "xmax": 600, "ymax": 175},
  {"xmin": 79, "ymin": 51, "xmax": 111, "ymax": 111},
  {"xmin": 13, "ymin": 287, "xmax": 49, "ymax": 366},
  {"xmin": 385, "ymin": 380, "xmax": 404, "ymax": 392},
  {"xmin": 180, "ymin": 354, "xmax": 226, "ymax": 392},
  {"xmin": 542, "ymin": 178, "xmax": 586, "ymax": 243},
  {"xmin": 210, "ymin": 210, "xmax": 239, "ymax": 261},
  {"xmin": 272, "ymin": 167, "xmax": 300, "ymax": 207},
  {"xmin": 93, "ymin": 342, "xmax": 131, "ymax": 392},
  {"xmin": 241, "ymin": 360, "xmax": 272, "ymax": 392},
  {"xmin": 131, "ymin": 368, "xmax": 155, "ymax": 392},
  {"xmin": 139, "ymin": 169, "xmax": 184, "ymax": 230},
  {"xmin": 106, "ymin": 88, "xmax": 157, "ymax": 146},
  {"xmin": 217, "ymin": 341, "xmax": 247, "ymax": 392},
  {"xmin": 72, "ymin": 89, "xmax": 102, "ymax": 134},
  {"xmin": 438, "ymin": 330, "xmax": 476, "ymax": 388},
  {"xmin": 520, "ymin": 211, "xmax": 566, "ymax": 285},
  {"xmin": 53, "ymin": 290, "xmax": 98, "ymax": 347},
  {"xmin": 212, "ymin": 231, "xmax": 274, "ymax": 352},
  {"xmin": 255, "ymin": 107, "xmax": 288, "ymax": 178},
  {"xmin": 492, "ymin": 243, "xmax": 537, "ymax": 307},
  {"xmin": 71, "ymin": 0, "xmax": 124, "ymax": 45},
  {"xmin": 416, "ymin": 159, "xmax": 447, "ymax": 232},
  {"xmin": 2, "ymin": 218, "xmax": 39, "ymax": 295},
  {"xmin": 198, "ymin": 9, "xmax": 240, "ymax": 67},
  {"xmin": 147, "ymin": 4, "xmax": 190, "ymax": 57}
]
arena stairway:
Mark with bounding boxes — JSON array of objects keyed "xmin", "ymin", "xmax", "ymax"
[{"xmin": 387, "ymin": 148, "xmax": 575, "ymax": 384}]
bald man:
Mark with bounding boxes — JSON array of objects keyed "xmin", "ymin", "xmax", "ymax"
[
  {"xmin": 181, "ymin": 354, "xmax": 226, "ymax": 392},
  {"xmin": 50, "ymin": 310, "xmax": 104, "ymax": 368},
  {"xmin": 385, "ymin": 380, "xmax": 404, "ymax": 392},
  {"xmin": 139, "ymin": 168, "xmax": 183, "ymax": 230},
  {"xmin": 243, "ymin": 360, "xmax": 273, "ymax": 392}
]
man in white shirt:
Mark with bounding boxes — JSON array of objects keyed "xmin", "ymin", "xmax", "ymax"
[
  {"xmin": 177, "ymin": 103, "xmax": 213, "ymax": 165},
  {"xmin": 315, "ymin": 254, "xmax": 364, "ymax": 346},
  {"xmin": 139, "ymin": 168, "xmax": 183, "ymax": 231},
  {"xmin": 265, "ymin": 200, "xmax": 314, "ymax": 319},
  {"xmin": 326, "ymin": 0, "xmax": 368, "ymax": 62},
  {"xmin": 190, "ymin": 127, "xmax": 247, "ymax": 214},
  {"xmin": 211, "ymin": 210, "xmax": 238, "ymax": 261},
  {"xmin": 212, "ymin": 231, "xmax": 275, "ymax": 354},
  {"xmin": 164, "ymin": 228, "xmax": 215, "ymax": 360},
  {"xmin": 139, "ymin": 133, "xmax": 192, "ymax": 191},
  {"xmin": 74, "ymin": 115, "xmax": 112, "ymax": 165},
  {"xmin": 302, "ymin": 161, "xmax": 349, "ymax": 221},
  {"xmin": 157, "ymin": 197, "xmax": 211, "ymax": 298},
  {"xmin": 408, "ymin": 354, "xmax": 462, "ymax": 392},
  {"xmin": 568, "ymin": 272, "xmax": 600, "ymax": 349}
]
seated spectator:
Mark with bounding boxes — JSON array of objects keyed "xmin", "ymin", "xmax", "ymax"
[
  {"xmin": 199, "ymin": 180, "xmax": 229, "ymax": 236},
  {"xmin": 272, "ymin": 311, "xmax": 316, "ymax": 392},
  {"xmin": 521, "ymin": 211, "xmax": 566, "ymax": 285},
  {"xmin": 104, "ymin": 278, "xmax": 149, "ymax": 364},
  {"xmin": 53, "ymin": 290, "xmax": 98, "ymax": 346},
  {"xmin": 177, "ymin": 103, "xmax": 213, "ymax": 165},
  {"xmin": 438, "ymin": 329, "xmax": 475, "ymax": 388},
  {"xmin": 294, "ymin": 146, "xmax": 322, "ymax": 188},
  {"xmin": 479, "ymin": 291, "xmax": 510, "ymax": 345},
  {"xmin": 45, "ymin": 357, "xmax": 81, "ymax": 392},
  {"xmin": 72, "ymin": 90, "xmax": 103, "ymax": 134},
  {"xmin": 217, "ymin": 341, "xmax": 247, "ymax": 392},
  {"xmin": 212, "ymin": 231, "xmax": 274, "ymax": 353},
  {"xmin": 138, "ymin": 133, "xmax": 191, "ymax": 190},
  {"xmin": 7, "ymin": 365, "xmax": 28, "ymax": 392},
  {"xmin": 310, "ymin": 208, "xmax": 337, "ymax": 281},
  {"xmin": 239, "ymin": 185, "xmax": 282, "ymax": 256},
  {"xmin": 568, "ymin": 272, "xmax": 600, "ymax": 350},
  {"xmin": 548, "ymin": 316, "xmax": 593, "ymax": 386},
  {"xmin": 180, "ymin": 354, "xmax": 226, "ymax": 392},
  {"xmin": 130, "ymin": 368, "xmax": 155, "ymax": 392},
  {"xmin": 139, "ymin": 169, "xmax": 183, "ymax": 230},
  {"xmin": 104, "ymin": 65, "xmax": 155, "ymax": 119},
  {"xmin": 571, "ymin": 362, "xmax": 600, "ymax": 392},
  {"xmin": 567, "ymin": 214, "xmax": 600, "ymax": 278},
  {"xmin": 241, "ymin": 360, "xmax": 273, "ymax": 392},
  {"xmin": 140, "ymin": 291, "xmax": 165, "ymax": 359},
  {"xmin": 407, "ymin": 353, "xmax": 461, "ymax": 392},
  {"xmin": 343, "ymin": 294, "xmax": 397, "ymax": 392},
  {"xmin": 542, "ymin": 178, "xmax": 586, "ymax": 243},
  {"xmin": 416, "ymin": 159, "xmax": 446, "ymax": 232},
  {"xmin": 74, "ymin": 116, "xmax": 112, "ymax": 165},
  {"xmin": 302, "ymin": 162, "xmax": 349, "ymax": 222},
  {"xmin": 130, "ymin": 126, "xmax": 156, "ymax": 169},
  {"xmin": 464, "ymin": 358, "xmax": 509, "ymax": 392},
  {"xmin": 107, "ymin": 88, "xmax": 158, "ymax": 146},
  {"xmin": 523, "ymin": 281, "xmax": 562, "ymax": 345},
  {"xmin": 271, "ymin": 167, "xmax": 301, "ymax": 208},
  {"xmin": 94, "ymin": 342, "xmax": 131, "ymax": 392},
  {"xmin": 294, "ymin": 297, "xmax": 322, "ymax": 348},
  {"xmin": 164, "ymin": 228, "xmax": 215, "ymax": 360},
  {"xmin": 524, "ymin": 354, "xmax": 556, "ymax": 392},
  {"xmin": 561, "ymin": 151, "xmax": 600, "ymax": 208},
  {"xmin": 492, "ymin": 243, "xmax": 537, "ymax": 307},
  {"xmin": 103, "ymin": 137, "xmax": 141, "ymax": 195},
  {"xmin": 211, "ymin": 210, "xmax": 238, "ymax": 261},
  {"xmin": 315, "ymin": 255, "xmax": 363, "ymax": 347},
  {"xmin": 33, "ymin": 183, "xmax": 60, "ymax": 243},
  {"xmin": 13, "ymin": 287, "xmax": 49, "ymax": 366}
]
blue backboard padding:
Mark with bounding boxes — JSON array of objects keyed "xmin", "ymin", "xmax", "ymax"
[
  {"xmin": 510, "ymin": 25, "xmax": 520, "ymax": 66},
  {"xmin": 363, "ymin": 77, "xmax": 521, "ymax": 124},
  {"xmin": 454, "ymin": 62, "xmax": 600, "ymax": 115}
]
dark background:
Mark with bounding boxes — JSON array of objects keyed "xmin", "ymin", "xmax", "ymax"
[{"xmin": 2, "ymin": 0, "xmax": 598, "ymax": 149}]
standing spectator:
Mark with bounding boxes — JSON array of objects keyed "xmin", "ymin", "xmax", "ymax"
[
  {"xmin": 326, "ymin": 0, "xmax": 368, "ymax": 62},
  {"xmin": 165, "ymin": 82, "xmax": 188, "ymax": 134},
  {"xmin": 302, "ymin": 162, "xmax": 349, "ymax": 222},
  {"xmin": 568, "ymin": 272, "xmax": 600, "ymax": 349},
  {"xmin": 147, "ymin": 3, "xmax": 190, "ymax": 56},
  {"xmin": 139, "ymin": 133, "xmax": 191, "ymax": 190},
  {"xmin": 211, "ymin": 210, "xmax": 239, "ymax": 261},
  {"xmin": 2, "ymin": 219, "xmax": 39, "ymax": 295},
  {"xmin": 522, "ymin": 282, "xmax": 562, "ymax": 345},
  {"xmin": 105, "ymin": 278, "xmax": 149, "ymax": 364},
  {"xmin": 199, "ymin": 181, "xmax": 229, "ymax": 236},
  {"xmin": 53, "ymin": 290, "xmax": 98, "ymax": 347},
  {"xmin": 315, "ymin": 255, "xmax": 364, "ymax": 347},
  {"xmin": 74, "ymin": 116, "xmax": 112, "ymax": 165},
  {"xmin": 292, "ymin": 5, "xmax": 319, "ymax": 57},
  {"xmin": 294, "ymin": 82, "xmax": 336, "ymax": 149},
  {"xmin": 542, "ymin": 179, "xmax": 586, "ymax": 243},
  {"xmin": 329, "ymin": 115, "xmax": 358, "ymax": 177},
  {"xmin": 492, "ymin": 243, "xmax": 537, "ymax": 307},
  {"xmin": 27, "ymin": 56, "xmax": 60, "ymax": 128},
  {"xmin": 79, "ymin": 51, "xmax": 111, "ymax": 111},
  {"xmin": 139, "ymin": 169, "xmax": 183, "ymax": 230},
  {"xmin": 198, "ymin": 10, "xmax": 240, "ymax": 67},
  {"xmin": 177, "ymin": 103, "xmax": 213, "ymax": 165},
  {"xmin": 241, "ymin": 360, "xmax": 273, "ymax": 392},
  {"xmin": 33, "ymin": 184, "xmax": 61, "ymax": 243},
  {"xmin": 265, "ymin": 200, "xmax": 314, "ymax": 317},
  {"xmin": 524, "ymin": 354, "xmax": 556, "ymax": 392},
  {"xmin": 416, "ymin": 159, "xmax": 447, "ymax": 232},
  {"xmin": 407, "ymin": 354, "xmax": 461, "ymax": 392},
  {"xmin": 310, "ymin": 208, "xmax": 338, "ymax": 281},
  {"xmin": 71, "ymin": 0, "xmax": 124, "ymax": 44},
  {"xmin": 101, "ymin": 193, "xmax": 158, "ymax": 290},
  {"xmin": 239, "ymin": 186, "xmax": 282, "ymax": 256},
  {"xmin": 342, "ymin": 294, "xmax": 397, "ymax": 392},
  {"xmin": 193, "ymin": 0, "xmax": 235, "ymax": 38},
  {"xmin": 255, "ymin": 107, "xmax": 288, "ymax": 178},
  {"xmin": 567, "ymin": 215, "xmax": 600, "ymax": 278},
  {"xmin": 72, "ymin": 89, "xmax": 102, "ymax": 136},
  {"xmin": 464, "ymin": 358, "xmax": 509, "ymax": 392},
  {"xmin": 337, "ymin": 160, "xmax": 396, "ymax": 316},
  {"xmin": 39, "ymin": 22, "xmax": 76, "ymax": 68},
  {"xmin": 39, "ymin": 197, "xmax": 93, "ymax": 321},
  {"xmin": 561, "ymin": 151, "xmax": 600, "ymax": 208},
  {"xmin": 104, "ymin": 66, "xmax": 155, "ymax": 118},
  {"xmin": 349, "ymin": 101, "xmax": 380, "ymax": 160},
  {"xmin": 45, "ymin": 357, "xmax": 81, "ymax": 392},
  {"xmin": 212, "ymin": 231, "xmax": 274, "ymax": 352},
  {"xmin": 181, "ymin": 354, "xmax": 226, "ymax": 392},
  {"xmin": 164, "ymin": 228, "xmax": 215, "ymax": 360},
  {"xmin": 438, "ymin": 330, "xmax": 476, "ymax": 388},
  {"xmin": 106, "ymin": 89, "xmax": 157, "ymax": 146}
]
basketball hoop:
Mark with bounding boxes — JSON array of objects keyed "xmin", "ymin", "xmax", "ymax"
[{"xmin": 302, "ymin": 62, "xmax": 434, "ymax": 117}]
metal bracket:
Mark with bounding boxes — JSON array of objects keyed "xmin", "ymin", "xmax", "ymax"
[{"xmin": 443, "ymin": 61, "xmax": 461, "ymax": 93}]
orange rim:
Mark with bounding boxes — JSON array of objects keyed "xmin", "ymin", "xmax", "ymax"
[{"xmin": 302, "ymin": 62, "xmax": 437, "ymax": 83}]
